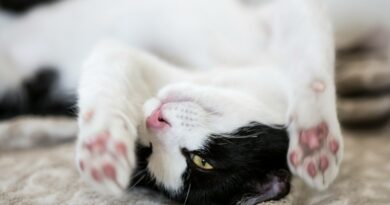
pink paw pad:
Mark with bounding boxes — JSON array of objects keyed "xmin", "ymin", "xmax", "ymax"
[
  {"xmin": 84, "ymin": 132, "xmax": 110, "ymax": 152},
  {"xmin": 91, "ymin": 168, "xmax": 102, "ymax": 182},
  {"xmin": 307, "ymin": 161, "xmax": 317, "ymax": 178},
  {"xmin": 289, "ymin": 150, "xmax": 301, "ymax": 167},
  {"xmin": 329, "ymin": 139, "xmax": 339, "ymax": 154},
  {"xmin": 103, "ymin": 163, "xmax": 117, "ymax": 180},
  {"xmin": 299, "ymin": 122, "xmax": 328, "ymax": 151},
  {"xmin": 319, "ymin": 155, "xmax": 329, "ymax": 172},
  {"xmin": 79, "ymin": 160, "xmax": 85, "ymax": 171},
  {"xmin": 83, "ymin": 110, "xmax": 95, "ymax": 123},
  {"xmin": 312, "ymin": 80, "xmax": 326, "ymax": 92},
  {"xmin": 115, "ymin": 142, "xmax": 127, "ymax": 156},
  {"xmin": 289, "ymin": 122, "xmax": 341, "ymax": 185}
]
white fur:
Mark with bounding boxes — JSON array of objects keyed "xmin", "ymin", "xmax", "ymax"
[
  {"xmin": 0, "ymin": 0, "xmax": 267, "ymax": 96},
  {"xmin": 76, "ymin": 0, "xmax": 347, "ymax": 193},
  {"xmin": 0, "ymin": 0, "xmax": 388, "ymax": 198},
  {"xmin": 0, "ymin": 0, "xmax": 389, "ymax": 92},
  {"xmin": 76, "ymin": 41, "xmax": 290, "ymax": 193}
]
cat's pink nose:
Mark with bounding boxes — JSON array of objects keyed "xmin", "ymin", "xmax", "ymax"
[{"xmin": 146, "ymin": 108, "xmax": 170, "ymax": 129}]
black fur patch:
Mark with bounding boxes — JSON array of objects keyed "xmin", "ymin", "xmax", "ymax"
[
  {"xmin": 0, "ymin": 0, "xmax": 58, "ymax": 13},
  {"xmin": 0, "ymin": 68, "xmax": 76, "ymax": 120},
  {"xmin": 132, "ymin": 122, "xmax": 290, "ymax": 205}
]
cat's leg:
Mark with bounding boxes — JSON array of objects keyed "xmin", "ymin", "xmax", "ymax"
[
  {"xmin": 257, "ymin": 0, "xmax": 343, "ymax": 190},
  {"xmin": 285, "ymin": 69, "xmax": 343, "ymax": 190},
  {"xmin": 75, "ymin": 41, "xmax": 182, "ymax": 195}
]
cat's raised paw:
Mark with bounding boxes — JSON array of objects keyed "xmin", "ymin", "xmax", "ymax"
[
  {"xmin": 76, "ymin": 127, "xmax": 135, "ymax": 195},
  {"xmin": 287, "ymin": 122, "xmax": 342, "ymax": 190}
]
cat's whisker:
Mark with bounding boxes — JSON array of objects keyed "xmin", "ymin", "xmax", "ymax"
[
  {"xmin": 132, "ymin": 168, "xmax": 147, "ymax": 179},
  {"xmin": 183, "ymin": 183, "xmax": 191, "ymax": 205},
  {"xmin": 226, "ymin": 133, "xmax": 263, "ymax": 139},
  {"xmin": 213, "ymin": 136, "xmax": 235, "ymax": 145},
  {"xmin": 129, "ymin": 173, "xmax": 147, "ymax": 190},
  {"xmin": 146, "ymin": 174, "xmax": 155, "ymax": 184},
  {"xmin": 198, "ymin": 124, "xmax": 214, "ymax": 135},
  {"xmin": 204, "ymin": 109, "xmax": 220, "ymax": 117}
]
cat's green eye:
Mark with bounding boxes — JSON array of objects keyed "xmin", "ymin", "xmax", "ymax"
[{"xmin": 191, "ymin": 154, "xmax": 214, "ymax": 170}]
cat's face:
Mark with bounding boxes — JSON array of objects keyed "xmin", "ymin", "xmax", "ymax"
[{"xmin": 137, "ymin": 84, "xmax": 291, "ymax": 205}]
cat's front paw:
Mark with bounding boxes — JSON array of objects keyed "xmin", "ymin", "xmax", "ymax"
[
  {"xmin": 76, "ymin": 111, "xmax": 136, "ymax": 195},
  {"xmin": 287, "ymin": 81, "xmax": 343, "ymax": 190}
]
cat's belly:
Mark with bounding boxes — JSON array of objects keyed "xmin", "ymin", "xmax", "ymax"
[
  {"xmin": 0, "ymin": 0, "xmax": 388, "ymax": 94},
  {"xmin": 0, "ymin": 0, "xmax": 265, "ymax": 93}
]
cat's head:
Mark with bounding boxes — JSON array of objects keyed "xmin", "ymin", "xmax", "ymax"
[{"xmin": 137, "ymin": 84, "xmax": 290, "ymax": 205}]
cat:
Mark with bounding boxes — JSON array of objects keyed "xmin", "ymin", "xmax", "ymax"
[
  {"xmin": 74, "ymin": 0, "xmax": 343, "ymax": 203},
  {"xmin": 0, "ymin": 0, "xmax": 388, "ymax": 204}
]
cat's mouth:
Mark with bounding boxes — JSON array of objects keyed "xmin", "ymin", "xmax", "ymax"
[{"xmin": 146, "ymin": 107, "xmax": 171, "ymax": 129}]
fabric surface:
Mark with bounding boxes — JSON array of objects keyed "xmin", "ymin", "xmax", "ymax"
[
  {"xmin": 336, "ymin": 49, "xmax": 390, "ymax": 126},
  {"xmin": 1, "ymin": 126, "xmax": 390, "ymax": 205}
]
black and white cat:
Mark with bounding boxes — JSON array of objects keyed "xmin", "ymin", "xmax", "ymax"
[
  {"xmin": 0, "ymin": 0, "xmax": 389, "ymax": 204},
  {"xmin": 74, "ymin": 0, "xmax": 342, "ymax": 202}
]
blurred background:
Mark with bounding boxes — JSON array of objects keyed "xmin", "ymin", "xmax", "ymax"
[{"xmin": 0, "ymin": 0, "xmax": 389, "ymax": 205}]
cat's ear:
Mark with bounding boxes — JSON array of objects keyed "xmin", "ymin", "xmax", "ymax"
[
  {"xmin": 258, "ymin": 0, "xmax": 334, "ymax": 71},
  {"xmin": 235, "ymin": 170, "xmax": 291, "ymax": 205}
]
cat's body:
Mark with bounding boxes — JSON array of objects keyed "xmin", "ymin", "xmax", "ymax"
[
  {"xmin": 0, "ymin": 0, "xmax": 265, "ymax": 98},
  {"xmin": 0, "ymin": 0, "xmax": 389, "ymax": 117},
  {"xmin": 0, "ymin": 0, "xmax": 388, "ymax": 204}
]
